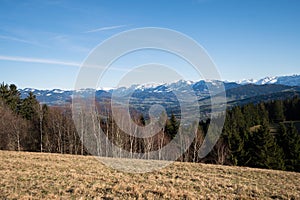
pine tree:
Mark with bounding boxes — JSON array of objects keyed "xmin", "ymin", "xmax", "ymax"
[
  {"xmin": 242, "ymin": 104, "xmax": 260, "ymax": 127},
  {"xmin": 269, "ymin": 100, "xmax": 285, "ymax": 123},
  {"xmin": 19, "ymin": 92, "xmax": 40, "ymax": 151},
  {"xmin": 139, "ymin": 114, "xmax": 146, "ymax": 126},
  {"xmin": 257, "ymin": 103, "xmax": 269, "ymax": 125},
  {"xmin": 19, "ymin": 92, "xmax": 39, "ymax": 120},
  {"xmin": 0, "ymin": 83, "xmax": 21, "ymax": 113},
  {"xmin": 223, "ymin": 108, "xmax": 246, "ymax": 166},
  {"xmin": 165, "ymin": 113, "xmax": 179, "ymax": 139},
  {"xmin": 246, "ymin": 123, "xmax": 285, "ymax": 170},
  {"xmin": 278, "ymin": 123, "xmax": 300, "ymax": 172},
  {"xmin": 276, "ymin": 123, "xmax": 287, "ymax": 148}
]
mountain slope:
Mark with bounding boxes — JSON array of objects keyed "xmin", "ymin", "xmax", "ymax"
[
  {"xmin": 1, "ymin": 150, "xmax": 299, "ymax": 199},
  {"xmin": 18, "ymin": 75, "xmax": 300, "ymax": 117},
  {"xmin": 240, "ymin": 74, "xmax": 300, "ymax": 86}
]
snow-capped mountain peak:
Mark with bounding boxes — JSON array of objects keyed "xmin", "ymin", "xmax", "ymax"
[
  {"xmin": 18, "ymin": 74, "xmax": 300, "ymax": 106},
  {"xmin": 52, "ymin": 89, "xmax": 64, "ymax": 94},
  {"xmin": 256, "ymin": 76, "xmax": 278, "ymax": 85},
  {"xmin": 135, "ymin": 82, "xmax": 163, "ymax": 90},
  {"xmin": 23, "ymin": 88, "xmax": 36, "ymax": 92},
  {"xmin": 237, "ymin": 74, "xmax": 300, "ymax": 86},
  {"xmin": 236, "ymin": 78, "xmax": 257, "ymax": 85}
]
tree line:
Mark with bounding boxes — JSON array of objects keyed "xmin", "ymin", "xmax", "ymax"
[
  {"xmin": 220, "ymin": 98, "xmax": 300, "ymax": 172},
  {"xmin": 0, "ymin": 83, "xmax": 299, "ymax": 172},
  {"xmin": 0, "ymin": 83, "xmax": 83, "ymax": 154}
]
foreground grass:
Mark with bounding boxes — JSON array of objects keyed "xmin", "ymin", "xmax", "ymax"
[{"xmin": 0, "ymin": 151, "xmax": 299, "ymax": 199}]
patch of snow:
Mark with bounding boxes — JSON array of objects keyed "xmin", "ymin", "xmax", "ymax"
[
  {"xmin": 97, "ymin": 87, "xmax": 115, "ymax": 91},
  {"xmin": 236, "ymin": 79, "xmax": 257, "ymax": 85},
  {"xmin": 256, "ymin": 76, "xmax": 278, "ymax": 85},
  {"xmin": 52, "ymin": 89, "xmax": 64, "ymax": 93},
  {"xmin": 186, "ymin": 80, "xmax": 194, "ymax": 85},
  {"xmin": 136, "ymin": 82, "xmax": 163, "ymax": 90},
  {"xmin": 23, "ymin": 88, "xmax": 35, "ymax": 92}
]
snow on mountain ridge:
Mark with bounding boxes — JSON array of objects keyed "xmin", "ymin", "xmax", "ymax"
[
  {"xmin": 238, "ymin": 75, "xmax": 300, "ymax": 86},
  {"xmin": 136, "ymin": 82, "xmax": 163, "ymax": 90},
  {"xmin": 236, "ymin": 79, "xmax": 257, "ymax": 85},
  {"xmin": 256, "ymin": 76, "xmax": 278, "ymax": 85},
  {"xmin": 19, "ymin": 75, "xmax": 300, "ymax": 95},
  {"xmin": 52, "ymin": 89, "xmax": 64, "ymax": 94}
]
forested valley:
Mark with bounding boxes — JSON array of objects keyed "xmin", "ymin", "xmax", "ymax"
[{"xmin": 0, "ymin": 83, "xmax": 299, "ymax": 172}]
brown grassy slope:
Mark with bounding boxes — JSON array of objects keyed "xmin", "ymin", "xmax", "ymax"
[{"xmin": 0, "ymin": 151, "xmax": 299, "ymax": 199}]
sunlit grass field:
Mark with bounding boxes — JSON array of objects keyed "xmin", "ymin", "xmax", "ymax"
[{"xmin": 0, "ymin": 150, "xmax": 299, "ymax": 199}]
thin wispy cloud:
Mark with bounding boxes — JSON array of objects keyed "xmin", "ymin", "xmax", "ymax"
[
  {"xmin": 51, "ymin": 34, "xmax": 68, "ymax": 41},
  {"xmin": 0, "ymin": 55, "xmax": 129, "ymax": 72},
  {"xmin": 0, "ymin": 34, "xmax": 39, "ymax": 46},
  {"xmin": 0, "ymin": 55, "xmax": 80, "ymax": 67},
  {"xmin": 84, "ymin": 25, "xmax": 128, "ymax": 33}
]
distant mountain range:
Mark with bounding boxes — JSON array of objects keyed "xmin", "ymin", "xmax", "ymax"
[
  {"xmin": 236, "ymin": 74, "xmax": 300, "ymax": 86},
  {"xmin": 19, "ymin": 74, "xmax": 300, "ymax": 117}
]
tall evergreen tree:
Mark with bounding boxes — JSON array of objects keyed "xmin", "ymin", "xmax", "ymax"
[
  {"xmin": 223, "ymin": 108, "xmax": 246, "ymax": 166},
  {"xmin": 0, "ymin": 83, "xmax": 21, "ymax": 112},
  {"xmin": 19, "ymin": 92, "xmax": 39, "ymax": 121},
  {"xmin": 277, "ymin": 123, "xmax": 300, "ymax": 172},
  {"xmin": 246, "ymin": 123, "xmax": 285, "ymax": 170},
  {"xmin": 268, "ymin": 100, "xmax": 285, "ymax": 122},
  {"xmin": 257, "ymin": 103, "xmax": 269, "ymax": 124},
  {"xmin": 165, "ymin": 113, "xmax": 179, "ymax": 139},
  {"xmin": 139, "ymin": 114, "xmax": 146, "ymax": 126},
  {"xmin": 19, "ymin": 92, "xmax": 40, "ymax": 151}
]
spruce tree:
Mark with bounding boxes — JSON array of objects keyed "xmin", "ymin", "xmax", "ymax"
[
  {"xmin": 223, "ymin": 108, "xmax": 246, "ymax": 166},
  {"xmin": 246, "ymin": 123, "xmax": 285, "ymax": 170},
  {"xmin": 20, "ymin": 92, "xmax": 39, "ymax": 121},
  {"xmin": 0, "ymin": 83, "xmax": 21, "ymax": 113},
  {"xmin": 19, "ymin": 92, "xmax": 40, "ymax": 151},
  {"xmin": 279, "ymin": 123, "xmax": 300, "ymax": 172},
  {"xmin": 165, "ymin": 113, "xmax": 179, "ymax": 139},
  {"xmin": 139, "ymin": 114, "xmax": 146, "ymax": 126},
  {"xmin": 269, "ymin": 100, "xmax": 285, "ymax": 123}
]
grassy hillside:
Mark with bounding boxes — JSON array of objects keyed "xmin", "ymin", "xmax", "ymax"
[{"xmin": 0, "ymin": 151, "xmax": 299, "ymax": 199}]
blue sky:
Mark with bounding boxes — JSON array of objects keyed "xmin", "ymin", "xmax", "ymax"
[{"xmin": 0, "ymin": 0, "xmax": 299, "ymax": 89}]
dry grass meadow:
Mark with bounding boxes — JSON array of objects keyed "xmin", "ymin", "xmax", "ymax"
[{"xmin": 0, "ymin": 150, "xmax": 299, "ymax": 199}]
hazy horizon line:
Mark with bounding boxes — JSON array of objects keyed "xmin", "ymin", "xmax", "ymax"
[{"xmin": 10, "ymin": 73, "xmax": 299, "ymax": 91}]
